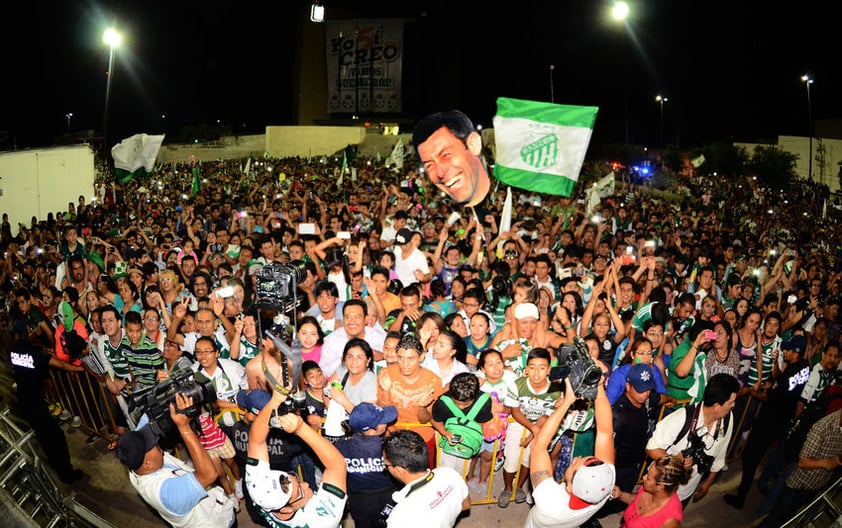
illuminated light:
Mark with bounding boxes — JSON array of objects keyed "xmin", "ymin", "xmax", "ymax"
[
  {"xmin": 103, "ymin": 28, "xmax": 122, "ymax": 48},
  {"xmin": 768, "ymin": 209, "xmax": 773, "ymax": 214},
  {"xmin": 310, "ymin": 3, "xmax": 325, "ymax": 22},
  {"xmin": 612, "ymin": 1, "xmax": 629, "ymax": 21}
]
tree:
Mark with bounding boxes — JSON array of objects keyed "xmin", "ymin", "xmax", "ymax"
[{"xmin": 747, "ymin": 145, "xmax": 798, "ymax": 191}]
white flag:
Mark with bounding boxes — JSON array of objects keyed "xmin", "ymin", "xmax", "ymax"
[
  {"xmin": 496, "ymin": 187, "xmax": 514, "ymax": 259},
  {"xmin": 111, "ymin": 133, "xmax": 165, "ymax": 182},
  {"xmin": 385, "ymin": 138, "xmax": 404, "ymax": 169},
  {"xmin": 586, "ymin": 172, "xmax": 616, "ymax": 216}
]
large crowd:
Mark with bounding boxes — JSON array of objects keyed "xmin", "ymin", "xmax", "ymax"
[{"xmin": 3, "ymin": 145, "xmax": 842, "ymax": 528}]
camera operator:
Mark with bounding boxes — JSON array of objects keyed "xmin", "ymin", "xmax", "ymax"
[
  {"xmin": 645, "ymin": 373, "xmax": 739, "ymax": 507},
  {"xmin": 116, "ymin": 392, "xmax": 236, "ymax": 528}
]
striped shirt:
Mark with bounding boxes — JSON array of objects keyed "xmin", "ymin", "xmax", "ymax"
[{"xmin": 122, "ymin": 334, "xmax": 165, "ymax": 396}]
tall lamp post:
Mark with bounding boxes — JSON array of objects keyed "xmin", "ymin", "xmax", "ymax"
[
  {"xmin": 66, "ymin": 112, "xmax": 73, "ymax": 131},
  {"xmin": 549, "ymin": 64, "xmax": 555, "ymax": 103},
  {"xmin": 655, "ymin": 95, "xmax": 668, "ymax": 147},
  {"xmin": 612, "ymin": 2, "xmax": 630, "ymax": 143},
  {"xmin": 801, "ymin": 74, "xmax": 814, "ymax": 181},
  {"xmin": 102, "ymin": 27, "xmax": 122, "ymax": 152}
]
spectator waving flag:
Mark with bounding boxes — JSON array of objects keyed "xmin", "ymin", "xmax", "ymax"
[
  {"xmin": 493, "ymin": 98, "xmax": 597, "ymax": 197},
  {"xmin": 385, "ymin": 138, "xmax": 404, "ymax": 170},
  {"xmin": 111, "ymin": 133, "xmax": 165, "ymax": 183}
]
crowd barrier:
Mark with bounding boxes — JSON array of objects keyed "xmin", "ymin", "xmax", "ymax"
[{"xmin": 49, "ymin": 368, "xmax": 119, "ymax": 445}]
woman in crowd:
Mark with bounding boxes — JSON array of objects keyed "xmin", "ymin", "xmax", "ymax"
[
  {"xmin": 579, "ymin": 282, "xmax": 626, "ymax": 368},
  {"xmin": 329, "ymin": 337, "xmax": 378, "ymax": 408},
  {"xmin": 704, "ymin": 320, "xmax": 739, "ymax": 381},
  {"xmin": 296, "ymin": 315, "xmax": 325, "ymax": 365},
  {"xmin": 142, "ymin": 307, "xmax": 166, "ymax": 351},
  {"xmin": 612, "ymin": 455, "xmax": 691, "ymax": 528},
  {"xmin": 416, "ymin": 311, "xmax": 445, "ymax": 355},
  {"xmin": 422, "ymin": 329, "xmax": 470, "ymax": 386},
  {"xmin": 444, "ymin": 312, "xmax": 469, "ymax": 339},
  {"xmin": 607, "ymin": 338, "xmax": 672, "ymax": 406},
  {"xmin": 548, "ymin": 305, "xmax": 575, "ymax": 344},
  {"xmin": 464, "ymin": 312, "xmax": 493, "ymax": 368}
]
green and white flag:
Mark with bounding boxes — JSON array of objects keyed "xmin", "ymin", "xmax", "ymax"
[
  {"xmin": 691, "ymin": 154, "xmax": 706, "ymax": 168},
  {"xmin": 111, "ymin": 133, "xmax": 165, "ymax": 183},
  {"xmin": 493, "ymin": 98, "xmax": 597, "ymax": 197}
]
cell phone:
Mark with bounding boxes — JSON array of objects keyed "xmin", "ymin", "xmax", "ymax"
[
  {"xmin": 337, "ymin": 231, "xmax": 351, "ymax": 240},
  {"xmin": 451, "ymin": 435, "xmax": 462, "ymax": 444},
  {"xmin": 299, "ymin": 223, "xmax": 316, "ymax": 235},
  {"xmin": 704, "ymin": 330, "xmax": 717, "ymax": 340},
  {"xmin": 237, "ymin": 211, "xmax": 247, "ymax": 219},
  {"xmin": 787, "ymin": 294, "xmax": 798, "ymax": 304}
]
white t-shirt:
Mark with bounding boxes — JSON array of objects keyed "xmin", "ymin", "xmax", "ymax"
[
  {"xmin": 387, "ymin": 468, "xmax": 468, "ymax": 528},
  {"xmin": 525, "ymin": 470, "xmax": 614, "ymax": 528},
  {"xmin": 645, "ymin": 405, "xmax": 733, "ymax": 501},
  {"xmin": 393, "ymin": 247, "xmax": 429, "ymax": 287}
]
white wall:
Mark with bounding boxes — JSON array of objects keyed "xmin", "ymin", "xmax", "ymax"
[{"xmin": 0, "ymin": 145, "xmax": 96, "ymax": 234}]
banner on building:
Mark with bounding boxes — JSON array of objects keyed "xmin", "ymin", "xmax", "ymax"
[{"xmin": 325, "ymin": 20, "xmax": 403, "ymax": 114}]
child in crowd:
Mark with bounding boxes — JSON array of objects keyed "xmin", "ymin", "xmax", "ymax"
[
  {"xmin": 500, "ymin": 348, "xmax": 562, "ymax": 508},
  {"xmin": 430, "ymin": 373, "xmax": 493, "ymax": 473},
  {"xmin": 467, "ymin": 349, "xmax": 515, "ymax": 496}
]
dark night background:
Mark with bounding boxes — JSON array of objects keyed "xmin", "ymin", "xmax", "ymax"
[{"xmin": 3, "ymin": 1, "xmax": 840, "ymax": 151}]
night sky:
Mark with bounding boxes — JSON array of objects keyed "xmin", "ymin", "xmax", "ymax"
[{"xmin": 4, "ymin": 1, "xmax": 840, "ymax": 152}]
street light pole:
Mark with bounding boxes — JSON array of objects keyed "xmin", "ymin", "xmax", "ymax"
[
  {"xmin": 66, "ymin": 112, "xmax": 73, "ymax": 131},
  {"xmin": 801, "ymin": 74, "xmax": 814, "ymax": 181},
  {"xmin": 102, "ymin": 27, "xmax": 122, "ymax": 152},
  {"xmin": 655, "ymin": 95, "xmax": 668, "ymax": 147},
  {"xmin": 549, "ymin": 64, "xmax": 555, "ymax": 103},
  {"xmin": 612, "ymin": 2, "xmax": 630, "ymax": 143}
]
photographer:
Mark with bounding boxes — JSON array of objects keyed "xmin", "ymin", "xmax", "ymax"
[
  {"xmin": 116, "ymin": 392, "xmax": 236, "ymax": 528},
  {"xmin": 245, "ymin": 388, "xmax": 347, "ymax": 528},
  {"xmin": 645, "ymin": 373, "xmax": 739, "ymax": 506}
]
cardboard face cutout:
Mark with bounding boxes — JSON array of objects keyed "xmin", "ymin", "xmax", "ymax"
[{"xmin": 414, "ymin": 110, "xmax": 491, "ymax": 208}]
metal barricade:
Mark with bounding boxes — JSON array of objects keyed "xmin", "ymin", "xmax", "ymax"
[
  {"xmin": 49, "ymin": 369, "xmax": 119, "ymax": 444},
  {"xmin": 0, "ymin": 407, "xmax": 116, "ymax": 528}
]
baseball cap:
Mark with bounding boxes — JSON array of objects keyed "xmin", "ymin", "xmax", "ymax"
[
  {"xmin": 514, "ymin": 303, "xmax": 539, "ymax": 320},
  {"xmin": 349, "ymin": 403, "xmax": 397, "ymax": 433},
  {"xmin": 236, "ymin": 389, "xmax": 272, "ymax": 414},
  {"xmin": 782, "ymin": 334, "xmax": 807, "ymax": 355},
  {"xmin": 245, "ymin": 459, "xmax": 292, "ymax": 511},
  {"xmin": 570, "ymin": 458, "xmax": 614, "ymax": 509},
  {"xmin": 626, "ymin": 363, "xmax": 657, "ymax": 392},
  {"xmin": 394, "ymin": 228, "xmax": 413, "ymax": 245},
  {"xmin": 116, "ymin": 424, "xmax": 158, "ymax": 471}
]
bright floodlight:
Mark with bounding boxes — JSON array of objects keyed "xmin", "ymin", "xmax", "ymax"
[
  {"xmin": 801, "ymin": 74, "xmax": 813, "ymax": 85},
  {"xmin": 612, "ymin": 2, "xmax": 630, "ymax": 21},
  {"xmin": 103, "ymin": 28, "xmax": 122, "ymax": 48},
  {"xmin": 656, "ymin": 95, "xmax": 668, "ymax": 102}
]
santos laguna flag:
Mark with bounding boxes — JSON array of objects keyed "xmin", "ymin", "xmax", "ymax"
[
  {"xmin": 493, "ymin": 98, "xmax": 597, "ymax": 197},
  {"xmin": 111, "ymin": 133, "xmax": 165, "ymax": 182}
]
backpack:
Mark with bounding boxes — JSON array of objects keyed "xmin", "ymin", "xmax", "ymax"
[{"xmin": 437, "ymin": 393, "xmax": 490, "ymax": 459}]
